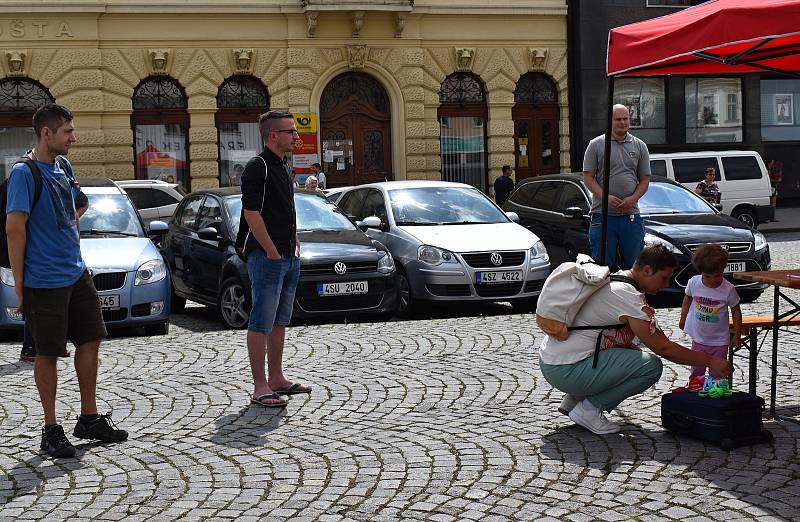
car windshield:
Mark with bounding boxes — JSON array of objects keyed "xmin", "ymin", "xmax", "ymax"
[
  {"xmin": 639, "ymin": 182, "xmax": 716, "ymax": 215},
  {"xmin": 79, "ymin": 194, "xmax": 145, "ymax": 237},
  {"xmin": 388, "ymin": 186, "xmax": 508, "ymax": 225},
  {"xmin": 226, "ymin": 192, "xmax": 356, "ymax": 234}
]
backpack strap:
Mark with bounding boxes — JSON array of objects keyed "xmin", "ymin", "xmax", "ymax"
[
  {"xmin": 566, "ymin": 274, "xmax": 642, "ymax": 369},
  {"xmin": 15, "ymin": 158, "xmax": 45, "ymax": 210}
]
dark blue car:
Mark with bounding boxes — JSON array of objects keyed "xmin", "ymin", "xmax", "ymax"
[{"xmin": 160, "ymin": 188, "xmax": 399, "ymax": 328}]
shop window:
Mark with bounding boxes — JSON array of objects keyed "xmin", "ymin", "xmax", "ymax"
[
  {"xmin": 0, "ymin": 78, "xmax": 54, "ymax": 181},
  {"xmin": 613, "ymin": 77, "xmax": 666, "ymax": 144},
  {"xmin": 685, "ymin": 78, "xmax": 742, "ymax": 143},
  {"xmin": 132, "ymin": 76, "xmax": 190, "ymax": 190},
  {"xmin": 438, "ymin": 72, "xmax": 488, "ymax": 192},
  {"xmin": 216, "ymin": 75, "xmax": 269, "ymax": 187},
  {"xmin": 760, "ymin": 78, "xmax": 800, "ymax": 141}
]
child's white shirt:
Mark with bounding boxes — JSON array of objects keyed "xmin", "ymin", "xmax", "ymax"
[{"xmin": 684, "ymin": 275, "xmax": 740, "ymax": 346}]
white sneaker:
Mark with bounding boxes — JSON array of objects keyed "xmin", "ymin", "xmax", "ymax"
[
  {"xmin": 568, "ymin": 400, "xmax": 621, "ymax": 434},
  {"xmin": 558, "ymin": 394, "xmax": 582, "ymax": 416}
]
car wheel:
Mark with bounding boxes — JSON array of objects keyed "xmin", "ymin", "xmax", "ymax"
[
  {"xmin": 396, "ymin": 268, "xmax": 414, "ymax": 317},
  {"xmin": 171, "ymin": 286, "xmax": 187, "ymax": 313},
  {"xmin": 218, "ymin": 277, "xmax": 250, "ymax": 329},
  {"xmin": 144, "ymin": 322, "xmax": 169, "ymax": 336},
  {"xmin": 733, "ymin": 207, "xmax": 757, "ymax": 229},
  {"xmin": 738, "ymin": 290, "xmax": 763, "ymax": 303},
  {"xmin": 510, "ymin": 297, "xmax": 538, "ymax": 313}
]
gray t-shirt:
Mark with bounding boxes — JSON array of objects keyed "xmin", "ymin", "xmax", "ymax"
[{"xmin": 583, "ymin": 133, "xmax": 650, "ymax": 215}]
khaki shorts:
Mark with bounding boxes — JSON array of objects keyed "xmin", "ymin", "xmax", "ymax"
[{"xmin": 24, "ymin": 270, "xmax": 107, "ymax": 357}]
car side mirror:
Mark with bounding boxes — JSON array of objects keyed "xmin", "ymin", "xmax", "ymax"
[
  {"xmin": 505, "ymin": 211, "xmax": 520, "ymax": 223},
  {"xmin": 359, "ymin": 215, "xmax": 383, "ymax": 231},
  {"xmin": 563, "ymin": 206, "xmax": 585, "ymax": 219},
  {"xmin": 197, "ymin": 226, "xmax": 221, "ymax": 241},
  {"xmin": 713, "ymin": 203, "xmax": 723, "ymax": 212},
  {"xmin": 148, "ymin": 220, "xmax": 168, "ymax": 235}
]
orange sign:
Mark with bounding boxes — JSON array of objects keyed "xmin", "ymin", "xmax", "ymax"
[{"xmin": 292, "ymin": 132, "xmax": 319, "ymax": 174}]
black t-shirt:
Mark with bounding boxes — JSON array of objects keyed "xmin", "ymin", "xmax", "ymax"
[
  {"xmin": 494, "ymin": 175, "xmax": 515, "ymax": 206},
  {"xmin": 238, "ymin": 148, "xmax": 296, "ymax": 258}
]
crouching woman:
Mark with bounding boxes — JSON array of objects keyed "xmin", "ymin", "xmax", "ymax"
[{"xmin": 539, "ymin": 245, "xmax": 732, "ymax": 435}]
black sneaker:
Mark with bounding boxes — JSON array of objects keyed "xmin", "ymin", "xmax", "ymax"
[
  {"xmin": 41, "ymin": 424, "xmax": 76, "ymax": 458},
  {"xmin": 20, "ymin": 345, "xmax": 36, "ymax": 362},
  {"xmin": 73, "ymin": 413, "xmax": 128, "ymax": 443}
]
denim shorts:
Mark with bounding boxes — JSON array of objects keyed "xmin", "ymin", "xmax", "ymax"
[{"xmin": 246, "ymin": 249, "xmax": 300, "ymax": 333}]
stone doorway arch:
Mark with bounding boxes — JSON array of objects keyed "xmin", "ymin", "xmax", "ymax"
[{"xmin": 320, "ymin": 72, "xmax": 392, "ymax": 187}]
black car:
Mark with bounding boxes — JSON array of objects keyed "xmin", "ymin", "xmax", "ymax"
[
  {"xmin": 503, "ymin": 174, "xmax": 771, "ymax": 301},
  {"xmin": 160, "ymin": 188, "xmax": 399, "ymax": 327}
]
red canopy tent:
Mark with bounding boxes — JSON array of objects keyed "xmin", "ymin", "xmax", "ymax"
[{"xmin": 596, "ymin": 0, "xmax": 800, "ymax": 264}]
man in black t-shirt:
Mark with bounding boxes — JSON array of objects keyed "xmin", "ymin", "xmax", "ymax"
[
  {"xmin": 494, "ymin": 165, "xmax": 515, "ymax": 207},
  {"xmin": 240, "ymin": 110, "xmax": 312, "ymax": 409}
]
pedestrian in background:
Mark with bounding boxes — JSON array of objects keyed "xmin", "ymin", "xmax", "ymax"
[
  {"xmin": 6, "ymin": 104, "xmax": 127, "ymax": 458},
  {"xmin": 583, "ymin": 104, "xmax": 650, "ymax": 269},
  {"xmin": 494, "ymin": 165, "xmax": 515, "ymax": 207},
  {"xmin": 311, "ymin": 162, "xmax": 326, "ymax": 190},
  {"xmin": 240, "ymin": 110, "xmax": 312, "ymax": 409},
  {"xmin": 695, "ymin": 167, "xmax": 721, "ymax": 204}
]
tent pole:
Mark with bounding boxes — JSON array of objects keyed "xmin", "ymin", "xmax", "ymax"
[{"xmin": 599, "ymin": 75, "xmax": 614, "ymax": 266}]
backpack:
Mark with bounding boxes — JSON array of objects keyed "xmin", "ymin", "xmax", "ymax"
[
  {"xmin": 234, "ymin": 156, "xmax": 269, "ymax": 261},
  {"xmin": 0, "ymin": 156, "xmax": 74, "ymax": 268},
  {"xmin": 535, "ymin": 254, "xmax": 641, "ymax": 368}
]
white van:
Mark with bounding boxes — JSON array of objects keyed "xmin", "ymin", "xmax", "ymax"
[{"xmin": 649, "ymin": 151, "xmax": 774, "ymax": 229}]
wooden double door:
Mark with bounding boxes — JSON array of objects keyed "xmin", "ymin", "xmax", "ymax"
[
  {"xmin": 320, "ymin": 73, "xmax": 392, "ymax": 188},
  {"xmin": 513, "ymin": 104, "xmax": 560, "ymax": 183}
]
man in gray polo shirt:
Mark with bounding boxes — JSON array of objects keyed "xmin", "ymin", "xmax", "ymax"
[{"xmin": 583, "ymin": 104, "xmax": 650, "ymax": 269}]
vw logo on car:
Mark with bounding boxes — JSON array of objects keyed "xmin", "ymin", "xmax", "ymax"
[
  {"xmin": 490, "ymin": 252, "xmax": 503, "ymax": 266},
  {"xmin": 334, "ymin": 262, "xmax": 347, "ymax": 275}
]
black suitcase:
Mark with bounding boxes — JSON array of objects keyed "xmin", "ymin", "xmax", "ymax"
[{"xmin": 661, "ymin": 390, "xmax": 773, "ymax": 450}]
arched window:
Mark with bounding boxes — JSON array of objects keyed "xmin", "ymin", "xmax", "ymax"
[
  {"xmin": 131, "ymin": 76, "xmax": 190, "ymax": 190},
  {"xmin": 438, "ymin": 73, "xmax": 488, "ymax": 191},
  {"xmin": 216, "ymin": 75, "xmax": 269, "ymax": 187},
  {"xmin": 513, "ymin": 73, "xmax": 560, "ymax": 182},
  {"xmin": 0, "ymin": 78, "xmax": 54, "ymax": 181}
]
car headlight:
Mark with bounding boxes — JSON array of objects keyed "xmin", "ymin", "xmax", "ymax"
[
  {"xmin": 377, "ymin": 250, "xmax": 395, "ymax": 273},
  {"xmin": 753, "ymin": 231, "xmax": 767, "ymax": 252},
  {"xmin": 0, "ymin": 267, "xmax": 15, "ymax": 287},
  {"xmin": 644, "ymin": 233, "xmax": 681, "ymax": 254},
  {"xmin": 135, "ymin": 259, "xmax": 167, "ymax": 285},
  {"xmin": 530, "ymin": 240, "xmax": 549, "ymax": 264},
  {"xmin": 418, "ymin": 245, "xmax": 459, "ymax": 266}
]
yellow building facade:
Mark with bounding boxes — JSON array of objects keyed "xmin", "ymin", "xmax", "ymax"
[{"xmin": 0, "ymin": 0, "xmax": 569, "ymax": 193}]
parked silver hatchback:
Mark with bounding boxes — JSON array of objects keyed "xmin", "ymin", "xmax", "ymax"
[{"xmin": 332, "ymin": 181, "xmax": 551, "ymax": 314}]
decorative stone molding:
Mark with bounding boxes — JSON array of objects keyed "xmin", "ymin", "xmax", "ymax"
[
  {"xmin": 455, "ymin": 47, "xmax": 475, "ymax": 71},
  {"xmin": 148, "ymin": 49, "xmax": 170, "ymax": 75},
  {"xmin": 346, "ymin": 44, "xmax": 368, "ymax": 69},
  {"xmin": 528, "ymin": 47, "xmax": 549, "ymax": 71},
  {"xmin": 395, "ymin": 13, "xmax": 406, "ymax": 38},
  {"xmin": 233, "ymin": 48, "xmax": 253, "ymax": 73},
  {"xmin": 5, "ymin": 50, "xmax": 27, "ymax": 77},
  {"xmin": 352, "ymin": 11, "xmax": 364, "ymax": 38},
  {"xmin": 306, "ymin": 12, "xmax": 318, "ymax": 38}
]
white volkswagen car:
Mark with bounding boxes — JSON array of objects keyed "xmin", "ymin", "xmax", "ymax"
[{"xmin": 331, "ymin": 181, "xmax": 550, "ymax": 314}]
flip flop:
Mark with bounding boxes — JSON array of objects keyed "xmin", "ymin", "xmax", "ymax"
[
  {"xmin": 250, "ymin": 393, "xmax": 288, "ymax": 408},
  {"xmin": 273, "ymin": 383, "xmax": 312, "ymax": 395}
]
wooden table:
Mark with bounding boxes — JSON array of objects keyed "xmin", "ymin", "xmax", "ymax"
[{"xmin": 735, "ymin": 270, "xmax": 800, "ymax": 421}]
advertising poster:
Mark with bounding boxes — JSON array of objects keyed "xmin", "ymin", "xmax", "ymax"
[{"xmin": 291, "ymin": 113, "xmax": 319, "ymax": 174}]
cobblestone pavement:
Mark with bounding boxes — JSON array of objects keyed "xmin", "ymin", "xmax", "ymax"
[{"xmin": 1, "ymin": 235, "xmax": 799, "ymax": 521}]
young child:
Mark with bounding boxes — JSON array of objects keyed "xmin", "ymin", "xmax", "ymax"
[{"xmin": 679, "ymin": 244, "xmax": 742, "ymax": 378}]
